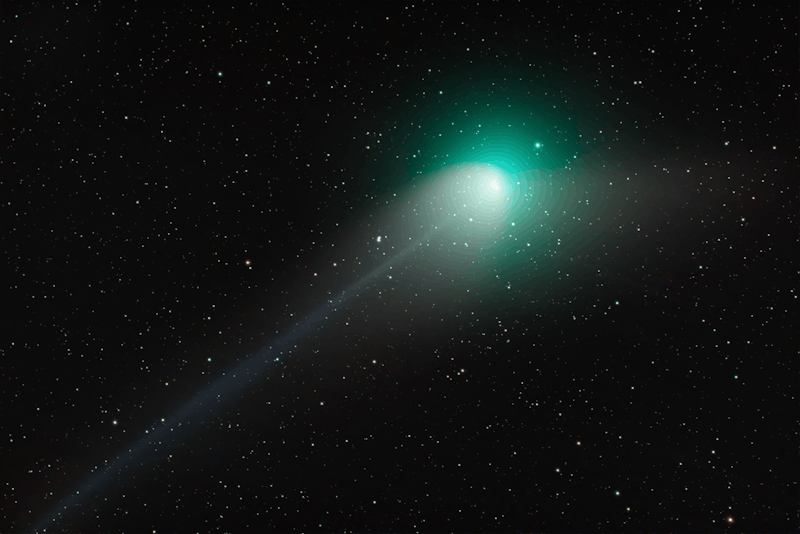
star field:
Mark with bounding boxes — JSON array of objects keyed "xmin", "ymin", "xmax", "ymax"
[{"xmin": 3, "ymin": 2, "xmax": 796, "ymax": 532}]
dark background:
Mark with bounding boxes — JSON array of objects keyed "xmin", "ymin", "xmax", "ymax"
[{"xmin": 3, "ymin": 2, "xmax": 796, "ymax": 532}]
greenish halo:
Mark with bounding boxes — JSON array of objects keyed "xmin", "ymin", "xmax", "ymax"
[
  {"xmin": 372, "ymin": 74, "xmax": 625, "ymax": 305},
  {"xmin": 399, "ymin": 76, "xmax": 581, "ymax": 179}
]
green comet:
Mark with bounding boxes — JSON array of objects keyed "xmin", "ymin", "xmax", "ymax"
[
  {"xmin": 368, "ymin": 72, "xmax": 632, "ymax": 304},
  {"xmin": 380, "ymin": 145, "xmax": 636, "ymax": 308}
]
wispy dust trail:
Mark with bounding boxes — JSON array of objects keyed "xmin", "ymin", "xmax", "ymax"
[{"xmin": 33, "ymin": 231, "xmax": 432, "ymax": 533}]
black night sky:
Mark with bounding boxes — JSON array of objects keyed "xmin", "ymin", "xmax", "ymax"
[{"xmin": 4, "ymin": 2, "xmax": 796, "ymax": 532}]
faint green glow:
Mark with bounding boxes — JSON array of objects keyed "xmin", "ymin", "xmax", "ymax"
[{"xmin": 397, "ymin": 77, "xmax": 581, "ymax": 180}]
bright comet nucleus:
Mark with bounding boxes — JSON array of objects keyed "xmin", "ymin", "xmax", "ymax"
[
  {"xmin": 463, "ymin": 163, "xmax": 514, "ymax": 210},
  {"xmin": 410, "ymin": 162, "xmax": 526, "ymax": 262}
]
